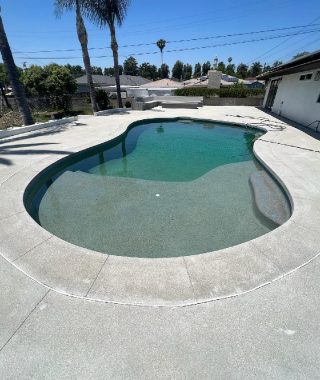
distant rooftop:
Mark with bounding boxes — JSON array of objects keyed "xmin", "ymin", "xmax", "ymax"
[
  {"xmin": 76, "ymin": 74, "xmax": 151, "ymax": 87},
  {"xmin": 140, "ymin": 78, "xmax": 183, "ymax": 88}
]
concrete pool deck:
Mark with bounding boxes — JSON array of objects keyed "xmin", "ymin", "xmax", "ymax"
[{"xmin": 0, "ymin": 106, "xmax": 319, "ymax": 378}]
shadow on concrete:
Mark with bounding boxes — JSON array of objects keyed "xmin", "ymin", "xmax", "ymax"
[
  {"xmin": 0, "ymin": 123, "xmax": 73, "ymax": 146},
  {"xmin": 0, "ymin": 124, "xmax": 73, "ymax": 166},
  {"xmin": 257, "ymin": 108, "xmax": 320, "ymax": 140}
]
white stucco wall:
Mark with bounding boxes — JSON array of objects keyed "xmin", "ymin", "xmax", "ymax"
[{"xmin": 263, "ymin": 69, "xmax": 320, "ymax": 127}]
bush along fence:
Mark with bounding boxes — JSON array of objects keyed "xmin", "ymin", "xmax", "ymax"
[{"xmin": 174, "ymin": 87, "xmax": 265, "ymax": 98}]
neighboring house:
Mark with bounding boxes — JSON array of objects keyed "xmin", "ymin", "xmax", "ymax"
[
  {"xmin": 240, "ymin": 80, "xmax": 265, "ymax": 89},
  {"xmin": 182, "ymin": 77, "xmax": 208, "ymax": 87},
  {"xmin": 138, "ymin": 79, "xmax": 184, "ymax": 96},
  {"xmin": 76, "ymin": 75, "xmax": 151, "ymax": 94},
  {"xmin": 258, "ymin": 50, "xmax": 320, "ymax": 127},
  {"xmin": 182, "ymin": 73, "xmax": 265, "ymax": 89}
]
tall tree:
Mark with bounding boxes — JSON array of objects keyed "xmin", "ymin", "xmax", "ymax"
[
  {"xmin": 158, "ymin": 63, "xmax": 169, "ymax": 79},
  {"xmin": 139, "ymin": 62, "xmax": 158, "ymax": 80},
  {"xmin": 0, "ymin": 6, "xmax": 33, "ymax": 125},
  {"xmin": 248, "ymin": 61, "xmax": 263, "ymax": 77},
  {"xmin": 156, "ymin": 39, "xmax": 166, "ymax": 65},
  {"xmin": 262, "ymin": 63, "xmax": 271, "ymax": 73},
  {"xmin": 236, "ymin": 63, "xmax": 248, "ymax": 79},
  {"xmin": 182, "ymin": 64, "xmax": 192, "ymax": 80},
  {"xmin": 123, "ymin": 56, "xmax": 138, "ymax": 76},
  {"xmin": 86, "ymin": 0, "xmax": 131, "ymax": 108},
  {"xmin": 225, "ymin": 57, "xmax": 235, "ymax": 76},
  {"xmin": 172, "ymin": 60, "xmax": 184, "ymax": 80},
  {"xmin": 202, "ymin": 61, "xmax": 211, "ymax": 76},
  {"xmin": 65, "ymin": 64, "xmax": 85, "ymax": 77},
  {"xmin": 91, "ymin": 66, "xmax": 103, "ymax": 75},
  {"xmin": 217, "ymin": 61, "xmax": 226, "ymax": 73},
  {"xmin": 104, "ymin": 66, "xmax": 115, "ymax": 76},
  {"xmin": 193, "ymin": 63, "xmax": 201, "ymax": 78},
  {"xmin": 55, "ymin": 0, "xmax": 98, "ymax": 113}
]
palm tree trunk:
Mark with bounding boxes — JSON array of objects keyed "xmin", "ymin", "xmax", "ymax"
[
  {"xmin": 0, "ymin": 11, "xmax": 33, "ymax": 125},
  {"xmin": 76, "ymin": 0, "xmax": 98, "ymax": 113},
  {"xmin": 109, "ymin": 22, "xmax": 123, "ymax": 108}
]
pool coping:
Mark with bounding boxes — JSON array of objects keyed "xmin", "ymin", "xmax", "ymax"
[{"xmin": 0, "ymin": 108, "xmax": 319, "ymax": 307}]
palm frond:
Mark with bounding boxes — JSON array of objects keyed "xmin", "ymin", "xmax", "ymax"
[
  {"xmin": 54, "ymin": 0, "xmax": 90, "ymax": 18},
  {"xmin": 84, "ymin": 0, "xmax": 131, "ymax": 27}
]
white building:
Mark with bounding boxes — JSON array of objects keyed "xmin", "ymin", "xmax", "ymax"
[{"xmin": 258, "ymin": 50, "xmax": 320, "ymax": 128}]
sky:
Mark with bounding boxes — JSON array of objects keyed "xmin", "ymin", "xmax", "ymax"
[{"xmin": 1, "ymin": 0, "xmax": 320, "ymax": 71}]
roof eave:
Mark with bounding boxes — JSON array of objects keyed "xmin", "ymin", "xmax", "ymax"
[{"xmin": 258, "ymin": 59, "xmax": 320, "ymax": 79}]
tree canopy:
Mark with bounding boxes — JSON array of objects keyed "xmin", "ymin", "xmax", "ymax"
[
  {"xmin": 158, "ymin": 64, "xmax": 169, "ymax": 79},
  {"xmin": 139, "ymin": 62, "xmax": 158, "ymax": 80},
  {"xmin": 123, "ymin": 56, "xmax": 139, "ymax": 76},
  {"xmin": 21, "ymin": 64, "xmax": 77, "ymax": 110},
  {"xmin": 182, "ymin": 64, "xmax": 193, "ymax": 80},
  {"xmin": 193, "ymin": 63, "xmax": 201, "ymax": 78},
  {"xmin": 172, "ymin": 60, "xmax": 184, "ymax": 80},
  {"xmin": 236, "ymin": 63, "xmax": 248, "ymax": 79},
  {"xmin": 201, "ymin": 61, "xmax": 211, "ymax": 76}
]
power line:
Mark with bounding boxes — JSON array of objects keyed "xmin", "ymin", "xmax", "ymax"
[
  {"xmin": 280, "ymin": 36, "xmax": 320, "ymax": 62},
  {"xmin": 15, "ymin": 29, "xmax": 320, "ymax": 61},
  {"xmin": 13, "ymin": 23, "xmax": 320, "ymax": 55},
  {"xmin": 246, "ymin": 15, "xmax": 320, "ymax": 64}
]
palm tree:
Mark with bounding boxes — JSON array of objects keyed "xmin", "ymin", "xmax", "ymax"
[
  {"xmin": 54, "ymin": 0, "xmax": 98, "ymax": 113},
  {"xmin": 156, "ymin": 39, "xmax": 166, "ymax": 65},
  {"xmin": 0, "ymin": 7, "xmax": 34, "ymax": 125},
  {"xmin": 86, "ymin": 0, "xmax": 131, "ymax": 108}
]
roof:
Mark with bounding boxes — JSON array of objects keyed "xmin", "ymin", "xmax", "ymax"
[
  {"xmin": 76, "ymin": 74, "xmax": 151, "ymax": 87},
  {"xmin": 182, "ymin": 78, "xmax": 208, "ymax": 87},
  {"xmin": 140, "ymin": 78, "xmax": 183, "ymax": 88},
  {"xmin": 258, "ymin": 49, "xmax": 320, "ymax": 79},
  {"xmin": 182, "ymin": 76, "xmax": 265, "ymax": 88}
]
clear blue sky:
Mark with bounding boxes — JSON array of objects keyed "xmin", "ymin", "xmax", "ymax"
[{"xmin": 1, "ymin": 0, "xmax": 320, "ymax": 70}]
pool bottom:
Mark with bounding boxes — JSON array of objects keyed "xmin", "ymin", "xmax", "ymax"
[{"xmin": 38, "ymin": 160, "xmax": 274, "ymax": 258}]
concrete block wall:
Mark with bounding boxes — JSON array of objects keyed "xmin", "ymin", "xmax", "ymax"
[
  {"xmin": 208, "ymin": 70, "xmax": 222, "ymax": 89},
  {"xmin": 203, "ymin": 97, "xmax": 263, "ymax": 107}
]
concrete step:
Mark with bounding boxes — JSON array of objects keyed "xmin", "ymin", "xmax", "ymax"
[{"xmin": 249, "ymin": 171, "xmax": 291, "ymax": 226}]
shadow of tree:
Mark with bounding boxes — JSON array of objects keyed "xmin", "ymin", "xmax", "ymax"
[{"xmin": 0, "ymin": 124, "xmax": 75, "ymax": 166}]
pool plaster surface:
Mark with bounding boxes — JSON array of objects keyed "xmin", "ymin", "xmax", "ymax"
[{"xmin": 0, "ymin": 106, "xmax": 319, "ymax": 378}]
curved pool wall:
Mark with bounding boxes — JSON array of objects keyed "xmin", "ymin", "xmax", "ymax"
[{"xmin": 24, "ymin": 118, "xmax": 291, "ymax": 258}]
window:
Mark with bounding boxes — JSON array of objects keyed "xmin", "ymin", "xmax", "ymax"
[
  {"xmin": 315, "ymin": 71, "xmax": 320, "ymax": 81},
  {"xmin": 300, "ymin": 73, "xmax": 313, "ymax": 80},
  {"xmin": 318, "ymin": 93, "xmax": 320, "ymax": 103}
]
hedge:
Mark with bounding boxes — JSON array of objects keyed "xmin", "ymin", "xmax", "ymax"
[{"xmin": 174, "ymin": 87, "xmax": 265, "ymax": 98}]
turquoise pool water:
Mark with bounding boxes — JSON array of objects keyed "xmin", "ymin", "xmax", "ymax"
[{"xmin": 25, "ymin": 118, "xmax": 290, "ymax": 258}]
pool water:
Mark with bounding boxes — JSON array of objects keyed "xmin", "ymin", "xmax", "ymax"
[{"xmin": 25, "ymin": 119, "xmax": 290, "ymax": 258}]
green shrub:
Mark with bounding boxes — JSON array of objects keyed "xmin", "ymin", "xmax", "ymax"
[
  {"xmin": 174, "ymin": 87, "xmax": 265, "ymax": 98},
  {"xmin": 21, "ymin": 64, "xmax": 77, "ymax": 112},
  {"xmin": 95, "ymin": 89, "xmax": 110, "ymax": 110}
]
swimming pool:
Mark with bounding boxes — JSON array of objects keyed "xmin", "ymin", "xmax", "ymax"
[{"xmin": 24, "ymin": 118, "xmax": 291, "ymax": 258}]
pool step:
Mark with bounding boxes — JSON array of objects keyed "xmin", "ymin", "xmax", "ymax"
[{"xmin": 249, "ymin": 171, "xmax": 291, "ymax": 226}]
